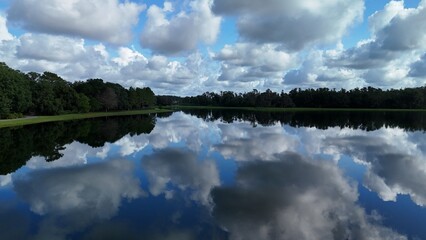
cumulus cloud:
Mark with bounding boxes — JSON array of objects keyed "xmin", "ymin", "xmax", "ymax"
[
  {"xmin": 362, "ymin": 63, "xmax": 411, "ymax": 87},
  {"xmin": 409, "ymin": 53, "xmax": 426, "ymax": 77},
  {"xmin": 212, "ymin": 0, "xmax": 363, "ymax": 51},
  {"xmin": 7, "ymin": 0, "xmax": 145, "ymax": 45},
  {"xmin": 142, "ymin": 148, "xmax": 220, "ymax": 205},
  {"xmin": 0, "ymin": 31, "xmax": 115, "ymax": 82},
  {"xmin": 212, "ymin": 152, "xmax": 406, "ymax": 240},
  {"xmin": 112, "ymin": 47, "xmax": 147, "ymax": 67},
  {"xmin": 13, "ymin": 159, "xmax": 144, "ymax": 239},
  {"xmin": 325, "ymin": 1, "xmax": 426, "ymax": 86},
  {"xmin": 141, "ymin": 0, "xmax": 221, "ymax": 55},
  {"xmin": 119, "ymin": 52, "xmax": 218, "ymax": 95},
  {"xmin": 17, "ymin": 33, "xmax": 86, "ymax": 62},
  {"xmin": 280, "ymin": 0, "xmax": 426, "ymax": 89},
  {"xmin": 283, "ymin": 47, "xmax": 364, "ymax": 89},
  {"xmin": 374, "ymin": 1, "xmax": 426, "ymax": 52},
  {"xmin": 0, "ymin": 28, "xmax": 215, "ymax": 95},
  {"xmin": 213, "ymin": 43, "xmax": 296, "ymax": 89},
  {"xmin": 0, "ymin": 14, "xmax": 13, "ymax": 41},
  {"xmin": 120, "ymin": 55, "xmax": 194, "ymax": 88}
]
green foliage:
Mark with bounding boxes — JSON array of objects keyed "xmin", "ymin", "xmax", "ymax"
[
  {"xmin": 129, "ymin": 87, "xmax": 156, "ymax": 109},
  {"xmin": 0, "ymin": 62, "xmax": 32, "ymax": 118},
  {"xmin": 76, "ymin": 94, "xmax": 91, "ymax": 113},
  {"xmin": 0, "ymin": 63, "xmax": 158, "ymax": 117},
  {"xmin": 177, "ymin": 87, "xmax": 426, "ymax": 110},
  {"xmin": 180, "ymin": 89, "xmax": 295, "ymax": 108}
]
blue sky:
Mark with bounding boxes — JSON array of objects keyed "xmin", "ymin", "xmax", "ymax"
[{"xmin": 0, "ymin": 0, "xmax": 425, "ymax": 95}]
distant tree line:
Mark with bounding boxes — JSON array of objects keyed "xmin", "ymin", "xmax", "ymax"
[
  {"xmin": 0, "ymin": 62, "xmax": 156, "ymax": 119},
  {"xmin": 158, "ymin": 87, "xmax": 426, "ymax": 109}
]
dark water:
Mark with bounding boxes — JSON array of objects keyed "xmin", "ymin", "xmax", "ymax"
[{"xmin": 0, "ymin": 110, "xmax": 425, "ymax": 240}]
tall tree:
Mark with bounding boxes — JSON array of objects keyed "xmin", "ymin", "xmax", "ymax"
[
  {"xmin": 98, "ymin": 87, "xmax": 118, "ymax": 111},
  {"xmin": 0, "ymin": 62, "xmax": 32, "ymax": 118}
]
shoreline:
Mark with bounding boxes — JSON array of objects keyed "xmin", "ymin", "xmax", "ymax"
[
  {"xmin": 0, "ymin": 109, "xmax": 173, "ymax": 129},
  {"xmin": 2, "ymin": 106, "xmax": 425, "ymax": 129}
]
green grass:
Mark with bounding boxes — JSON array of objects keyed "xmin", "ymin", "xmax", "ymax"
[
  {"xmin": 170, "ymin": 105, "xmax": 426, "ymax": 112},
  {"xmin": 0, "ymin": 109, "xmax": 173, "ymax": 129}
]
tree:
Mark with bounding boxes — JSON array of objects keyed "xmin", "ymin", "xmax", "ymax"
[
  {"xmin": 31, "ymin": 72, "xmax": 82, "ymax": 115},
  {"xmin": 76, "ymin": 93, "xmax": 90, "ymax": 113},
  {"xmin": 141, "ymin": 87, "xmax": 156, "ymax": 107},
  {"xmin": 0, "ymin": 91, "xmax": 11, "ymax": 118},
  {"xmin": 98, "ymin": 87, "xmax": 118, "ymax": 111},
  {"xmin": 0, "ymin": 62, "xmax": 32, "ymax": 118}
]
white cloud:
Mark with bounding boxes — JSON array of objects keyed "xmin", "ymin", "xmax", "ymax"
[
  {"xmin": 362, "ymin": 63, "xmax": 411, "ymax": 87},
  {"xmin": 212, "ymin": 0, "xmax": 364, "ymax": 51},
  {"xmin": 0, "ymin": 14, "xmax": 13, "ymax": 41},
  {"xmin": 120, "ymin": 55, "xmax": 196, "ymax": 89},
  {"xmin": 120, "ymin": 52, "xmax": 214, "ymax": 95},
  {"xmin": 368, "ymin": 1, "xmax": 408, "ymax": 36},
  {"xmin": 281, "ymin": 0, "xmax": 426, "ymax": 89},
  {"xmin": 8, "ymin": 0, "xmax": 145, "ymax": 45},
  {"xmin": 409, "ymin": 53, "xmax": 426, "ymax": 77},
  {"xmin": 325, "ymin": 0, "xmax": 426, "ymax": 87},
  {"xmin": 283, "ymin": 47, "xmax": 364, "ymax": 89},
  {"xmin": 0, "ymin": 30, "xmax": 215, "ymax": 95},
  {"xmin": 113, "ymin": 47, "xmax": 147, "ymax": 67},
  {"xmin": 140, "ymin": 0, "xmax": 221, "ymax": 55},
  {"xmin": 17, "ymin": 33, "xmax": 86, "ymax": 62},
  {"xmin": 213, "ymin": 43, "xmax": 296, "ymax": 89}
]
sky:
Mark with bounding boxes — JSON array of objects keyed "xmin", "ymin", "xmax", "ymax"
[{"xmin": 0, "ymin": 0, "xmax": 425, "ymax": 95}]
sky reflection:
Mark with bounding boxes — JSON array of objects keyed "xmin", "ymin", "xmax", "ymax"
[{"xmin": 0, "ymin": 111, "xmax": 425, "ymax": 239}]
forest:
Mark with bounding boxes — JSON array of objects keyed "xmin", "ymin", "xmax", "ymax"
[
  {"xmin": 158, "ymin": 87, "xmax": 426, "ymax": 109},
  {"xmin": 0, "ymin": 62, "xmax": 156, "ymax": 119}
]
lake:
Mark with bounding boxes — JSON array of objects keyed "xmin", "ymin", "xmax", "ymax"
[{"xmin": 1, "ymin": 110, "xmax": 425, "ymax": 240}]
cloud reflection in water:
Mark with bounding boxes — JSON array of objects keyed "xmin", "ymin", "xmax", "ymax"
[
  {"xmin": 12, "ymin": 159, "xmax": 144, "ymax": 240},
  {"xmin": 212, "ymin": 152, "xmax": 406, "ymax": 240}
]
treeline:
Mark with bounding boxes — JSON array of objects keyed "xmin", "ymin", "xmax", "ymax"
[
  {"xmin": 158, "ymin": 87, "xmax": 426, "ymax": 109},
  {"xmin": 0, "ymin": 62, "xmax": 156, "ymax": 119}
]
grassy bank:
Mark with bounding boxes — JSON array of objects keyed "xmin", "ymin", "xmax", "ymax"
[
  {"xmin": 171, "ymin": 105, "xmax": 426, "ymax": 112},
  {"xmin": 0, "ymin": 109, "xmax": 173, "ymax": 129}
]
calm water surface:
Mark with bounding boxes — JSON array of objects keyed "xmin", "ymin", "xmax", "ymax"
[{"xmin": 0, "ymin": 110, "xmax": 425, "ymax": 240}]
